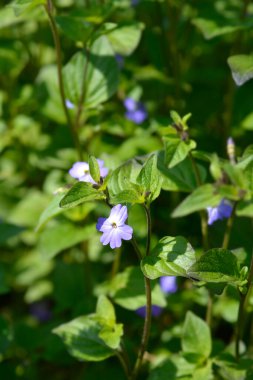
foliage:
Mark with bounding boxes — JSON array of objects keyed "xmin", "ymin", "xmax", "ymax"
[{"xmin": 1, "ymin": 0, "xmax": 253, "ymax": 379}]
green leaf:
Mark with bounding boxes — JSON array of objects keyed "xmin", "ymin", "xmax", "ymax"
[
  {"xmin": 0, "ymin": 223, "xmax": 24, "ymax": 245},
  {"xmin": 88, "ymin": 155, "xmax": 100, "ymax": 184},
  {"xmin": 53, "ymin": 296, "xmax": 123, "ymax": 361},
  {"xmin": 187, "ymin": 248, "xmax": 241, "ymax": 284},
  {"xmin": 38, "ymin": 222, "xmax": 95, "ymax": 260},
  {"xmin": 192, "ymin": 361, "xmax": 213, "ymax": 380},
  {"xmin": 106, "ymin": 22, "xmax": 144, "ymax": 55},
  {"xmin": 223, "ymin": 163, "xmax": 247, "ymax": 189},
  {"xmin": 96, "ymin": 295, "xmax": 116, "ymax": 325},
  {"xmin": 236, "ymin": 200, "xmax": 253, "ymax": 217},
  {"xmin": 228, "ymin": 54, "xmax": 253, "ymax": 86},
  {"xmin": 36, "ymin": 192, "xmax": 67, "ymax": 232},
  {"xmin": 11, "ymin": 0, "xmax": 46, "ymax": 16},
  {"xmin": 182, "ymin": 311, "xmax": 211, "ymax": 362},
  {"xmin": 137, "ymin": 154, "xmax": 163, "ymax": 203},
  {"xmin": 158, "ymin": 152, "xmax": 206, "ymax": 192},
  {"xmin": 192, "ymin": 18, "xmax": 249, "ymax": 40},
  {"xmin": 97, "ymin": 266, "xmax": 166, "ymax": 310},
  {"xmin": 209, "ymin": 154, "xmax": 223, "ymax": 181},
  {"xmin": 141, "ymin": 236, "xmax": 197, "ymax": 279},
  {"xmin": 164, "ymin": 136, "xmax": 196, "ymax": 168},
  {"xmin": 109, "ymin": 187, "xmax": 145, "ymax": 205},
  {"xmin": 55, "ymin": 16, "xmax": 93, "ymax": 44},
  {"xmin": 60, "ymin": 182, "xmax": 105, "ymax": 209},
  {"xmin": 172, "ymin": 184, "xmax": 222, "ymax": 218},
  {"xmin": 14, "ymin": 250, "xmax": 53, "ymax": 287},
  {"xmin": 108, "ymin": 160, "xmax": 142, "ymax": 195},
  {"xmin": 36, "ymin": 65, "xmax": 66, "ymax": 124},
  {"xmin": 63, "ymin": 36, "xmax": 119, "ymax": 109}
]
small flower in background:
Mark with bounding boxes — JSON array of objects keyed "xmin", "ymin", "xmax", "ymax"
[
  {"xmin": 115, "ymin": 54, "xmax": 124, "ymax": 69},
  {"xmin": 96, "ymin": 204, "xmax": 133, "ymax": 249},
  {"xmin": 227, "ymin": 136, "xmax": 236, "ymax": 164},
  {"xmin": 29, "ymin": 301, "xmax": 52, "ymax": 323},
  {"xmin": 136, "ymin": 305, "xmax": 163, "ymax": 318},
  {"xmin": 65, "ymin": 99, "xmax": 75, "ymax": 109},
  {"xmin": 136, "ymin": 276, "xmax": 178, "ymax": 318},
  {"xmin": 124, "ymin": 97, "xmax": 148, "ymax": 124},
  {"xmin": 131, "ymin": 0, "xmax": 139, "ymax": 6},
  {"xmin": 207, "ymin": 199, "xmax": 233, "ymax": 225},
  {"xmin": 69, "ymin": 159, "xmax": 108, "ymax": 184},
  {"xmin": 160, "ymin": 276, "xmax": 177, "ymax": 294}
]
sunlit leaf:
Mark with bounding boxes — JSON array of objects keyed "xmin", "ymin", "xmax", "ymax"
[{"xmin": 228, "ymin": 54, "xmax": 253, "ymax": 86}]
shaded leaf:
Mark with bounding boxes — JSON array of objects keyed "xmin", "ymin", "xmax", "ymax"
[
  {"xmin": 182, "ymin": 311, "xmax": 211, "ymax": 361},
  {"xmin": 187, "ymin": 248, "xmax": 241, "ymax": 284},
  {"xmin": 141, "ymin": 236, "xmax": 197, "ymax": 279},
  {"xmin": 137, "ymin": 154, "xmax": 163, "ymax": 203},
  {"xmin": 172, "ymin": 184, "xmax": 222, "ymax": 218},
  {"xmin": 97, "ymin": 266, "xmax": 166, "ymax": 310},
  {"xmin": 164, "ymin": 136, "xmax": 196, "ymax": 168},
  {"xmin": 63, "ymin": 36, "xmax": 119, "ymax": 109},
  {"xmin": 36, "ymin": 192, "xmax": 67, "ymax": 231},
  {"xmin": 106, "ymin": 22, "xmax": 144, "ymax": 56},
  {"xmin": 88, "ymin": 155, "xmax": 100, "ymax": 184},
  {"xmin": 55, "ymin": 16, "xmax": 93, "ymax": 44},
  {"xmin": 38, "ymin": 222, "xmax": 95, "ymax": 260},
  {"xmin": 53, "ymin": 296, "xmax": 123, "ymax": 361},
  {"xmin": 108, "ymin": 160, "xmax": 142, "ymax": 195},
  {"xmin": 11, "ymin": 0, "xmax": 46, "ymax": 16}
]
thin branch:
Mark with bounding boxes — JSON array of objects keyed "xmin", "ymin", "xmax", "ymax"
[
  {"xmin": 130, "ymin": 276, "xmax": 152, "ymax": 380},
  {"xmin": 45, "ymin": 0, "xmax": 83, "ymax": 159}
]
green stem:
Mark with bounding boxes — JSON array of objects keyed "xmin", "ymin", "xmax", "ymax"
[
  {"xmin": 205, "ymin": 293, "xmax": 213, "ymax": 326},
  {"xmin": 111, "ymin": 248, "xmax": 122, "ymax": 279},
  {"xmin": 116, "ymin": 350, "xmax": 131, "ymax": 380},
  {"xmin": 74, "ymin": 47, "xmax": 90, "ymax": 132},
  {"xmin": 45, "ymin": 0, "xmax": 83, "ymax": 160},
  {"xmin": 130, "ymin": 205, "xmax": 152, "ymax": 380},
  {"xmin": 130, "ymin": 237, "xmax": 143, "ymax": 261},
  {"xmin": 143, "ymin": 204, "xmax": 151, "ymax": 256},
  {"xmin": 235, "ymin": 251, "xmax": 253, "ymax": 359},
  {"xmin": 189, "ymin": 152, "xmax": 209, "ymax": 250},
  {"xmin": 130, "ymin": 277, "xmax": 152, "ymax": 380},
  {"xmin": 222, "ymin": 202, "xmax": 237, "ymax": 249}
]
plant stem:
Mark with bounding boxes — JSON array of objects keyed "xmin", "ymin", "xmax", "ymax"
[
  {"xmin": 74, "ymin": 47, "xmax": 90, "ymax": 131},
  {"xmin": 222, "ymin": 202, "xmax": 237, "ymax": 249},
  {"xmin": 235, "ymin": 250, "xmax": 253, "ymax": 359},
  {"xmin": 45, "ymin": 0, "xmax": 83, "ymax": 160},
  {"xmin": 130, "ymin": 204, "xmax": 152, "ymax": 380},
  {"xmin": 131, "ymin": 237, "xmax": 143, "ymax": 261},
  {"xmin": 111, "ymin": 248, "xmax": 122, "ymax": 279},
  {"xmin": 116, "ymin": 350, "xmax": 131, "ymax": 380},
  {"xmin": 205, "ymin": 293, "xmax": 213, "ymax": 326},
  {"xmin": 143, "ymin": 204, "xmax": 151, "ymax": 256},
  {"xmin": 189, "ymin": 152, "xmax": 209, "ymax": 250},
  {"xmin": 130, "ymin": 276, "xmax": 152, "ymax": 380}
]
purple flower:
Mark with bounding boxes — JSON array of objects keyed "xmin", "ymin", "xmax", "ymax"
[
  {"xmin": 207, "ymin": 199, "xmax": 233, "ymax": 225},
  {"xmin": 65, "ymin": 99, "xmax": 75, "ymax": 109},
  {"xmin": 160, "ymin": 276, "xmax": 177, "ymax": 294},
  {"xmin": 96, "ymin": 204, "xmax": 133, "ymax": 249},
  {"xmin": 136, "ymin": 305, "xmax": 163, "ymax": 318},
  {"xmin": 29, "ymin": 301, "xmax": 52, "ymax": 323},
  {"xmin": 124, "ymin": 97, "xmax": 147, "ymax": 124},
  {"xmin": 69, "ymin": 159, "xmax": 108, "ymax": 184},
  {"xmin": 131, "ymin": 0, "xmax": 139, "ymax": 6}
]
